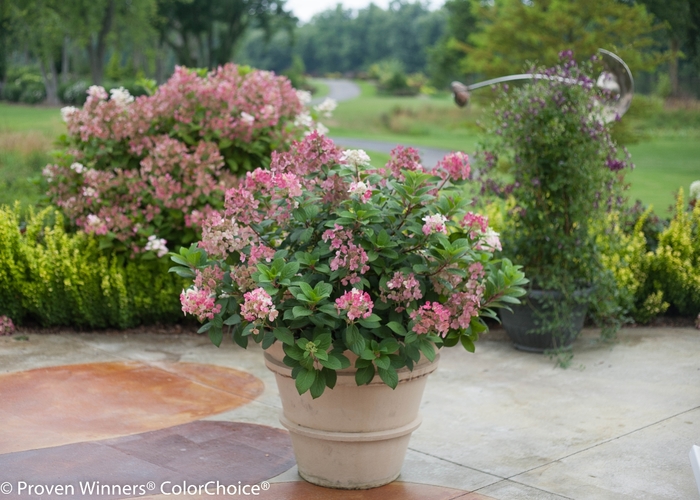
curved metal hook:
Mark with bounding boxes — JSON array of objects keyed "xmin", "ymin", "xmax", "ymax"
[{"xmin": 451, "ymin": 48, "xmax": 634, "ymax": 122}]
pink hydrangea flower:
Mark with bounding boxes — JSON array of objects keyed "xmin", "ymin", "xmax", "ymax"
[
  {"xmin": 437, "ymin": 152, "xmax": 470, "ymax": 181},
  {"xmin": 181, "ymin": 287, "xmax": 222, "ymax": 322},
  {"xmin": 84, "ymin": 214, "xmax": 108, "ymax": 236},
  {"xmin": 383, "ymin": 272, "xmax": 423, "ymax": 311},
  {"xmin": 0, "ymin": 316, "xmax": 15, "ymax": 336},
  {"xmin": 241, "ymin": 288, "xmax": 278, "ymax": 323},
  {"xmin": 461, "ymin": 212, "xmax": 489, "ymax": 233},
  {"xmin": 335, "ymin": 288, "xmax": 374, "ymax": 320},
  {"xmin": 348, "ymin": 181, "xmax": 372, "ymax": 202},
  {"xmin": 410, "ymin": 302, "xmax": 451, "ymax": 337},
  {"xmin": 422, "ymin": 214, "xmax": 448, "ymax": 235}
]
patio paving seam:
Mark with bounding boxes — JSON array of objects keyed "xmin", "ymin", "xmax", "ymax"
[
  {"xmin": 406, "ymin": 447, "xmax": 508, "ymax": 484},
  {"xmin": 473, "ymin": 479, "xmax": 575, "ymax": 500},
  {"xmin": 503, "ymin": 404, "xmax": 700, "ymax": 482}
]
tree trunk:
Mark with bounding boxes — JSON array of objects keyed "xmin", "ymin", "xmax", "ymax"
[
  {"xmin": 61, "ymin": 36, "xmax": 70, "ymax": 83},
  {"xmin": 88, "ymin": 0, "xmax": 115, "ymax": 84},
  {"xmin": 39, "ymin": 57, "xmax": 60, "ymax": 105},
  {"xmin": 670, "ymin": 37, "xmax": 680, "ymax": 98}
]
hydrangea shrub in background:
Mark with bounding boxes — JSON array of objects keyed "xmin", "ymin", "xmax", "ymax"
[{"xmin": 46, "ymin": 64, "xmax": 321, "ymax": 256}]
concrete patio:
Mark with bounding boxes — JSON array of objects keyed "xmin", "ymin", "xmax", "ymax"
[{"xmin": 0, "ymin": 326, "xmax": 698, "ymax": 499}]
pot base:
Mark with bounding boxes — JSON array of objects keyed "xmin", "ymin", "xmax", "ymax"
[{"xmin": 280, "ymin": 413, "xmax": 422, "ymax": 489}]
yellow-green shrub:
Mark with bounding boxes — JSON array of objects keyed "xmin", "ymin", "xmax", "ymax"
[
  {"xmin": 0, "ymin": 205, "xmax": 185, "ymax": 328},
  {"xmin": 643, "ymin": 191, "xmax": 700, "ymax": 316},
  {"xmin": 596, "ymin": 208, "xmax": 669, "ymax": 324}
]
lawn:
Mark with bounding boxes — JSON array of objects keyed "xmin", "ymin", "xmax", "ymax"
[
  {"xmin": 0, "ymin": 103, "xmax": 64, "ymax": 212},
  {"xmin": 626, "ymin": 138, "xmax": 700, "ymax": 215},
  {"xmin": 327, "ymin": 80, "xmax": 481, "ymax": 152}
]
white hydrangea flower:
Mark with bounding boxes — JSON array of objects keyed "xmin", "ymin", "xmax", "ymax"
[
  {"xmin": 109, "ymin": 86, "xmax": 134, "ymax": 107},
  {"xmin": 314, "ymin": 122, "xmax": 329, "ymax": 136},
  {"xmin": 690, "ymin": 180, "xmax": 700, "ymax": 201},
  {"xmin": 42, "ymin": 165, "xmax": 55, "ymax": 182},
  {"xmin": 87, "ymin": 85, "xmax": 108, "ymax": 100},
  {"xmin": 144, "ymin": 235, "xmax": 169, "ymax": 258},
  {"xmin": 341, "ymin": 149, "xmax": 371, "ymax": 168},
  {"xmin": 60, "ymin": 106, "xmax": 78, "ymax": 123},
  {"xmin": 348, "ymin": 181, "xmax": 370, "ymax": 196},
  {"xmin": 82, "ymin": 187, "xmax": 97, "ymax": 197},
  {"xmin": 481, "ymin": 227, "xmax": 502, "ymax": 252},
  {"xmin": 240, "ymin": 112, "xmax": 255, "ymax": 125},
  {"xmin": 294, "ymin": 111, "xmax": 314, "ymax": 129},
  {"xmin": 296, "ymin": 90, "xmax": 312, "ymax": 106},
  {"xmin": 314, "ymin": 97, "xmax": 337, "ymax": 118},
  {"xmin": 422, "ymin": 214, "xmax": 448, "ymax": 235},
  {"xmin": 70, "ymin": 162, "xmax": 85, "ymax": 174}
]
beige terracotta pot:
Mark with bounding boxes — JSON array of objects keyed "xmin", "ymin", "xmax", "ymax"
[{"xmin": 263, "ymin": 341, "xmax": 439, "ymax": 489}]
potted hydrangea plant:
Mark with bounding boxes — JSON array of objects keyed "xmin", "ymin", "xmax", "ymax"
[
  {"xmin": 476, "ymin": 51, "xmax": 631, "ymax": 353},
  {"xmin": 170, "ymin": 132, "xmax": 527, "ymax": 489}
]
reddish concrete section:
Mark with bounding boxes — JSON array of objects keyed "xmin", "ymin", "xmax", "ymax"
[
  {"xmin": 138, "ymin": 481, "xmax": 497, "ymax": 500},
  {"xmin": 0, "ymin": 421, "xmax": 295, "ymax": 500},
  {"xmin": 0, "ymin": 361, "xmax": 264, "ymax": 454}
]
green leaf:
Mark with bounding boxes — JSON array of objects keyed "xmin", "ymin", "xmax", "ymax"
[
  {"xmin": 273, "ymin": 327, "xmax": 295, "ymax": 346},
  {"xmin": 355, "ymin": 364, "xmax": 375, "ymax": 386},
  {"xmin": 345, "ymin": 324, "xmax": 366, "ymax": 355},
  {"xmin": 418, "ymin": 339, "xmax": 437, "ymax": 362},
  {"xmin": 310, "ymin": 370, "xmax": 327, "ymax": 399},
  {"xmin": 295, "ymin": 368, "xmax": 316, "ymax": 395},
  {"xmin": 460, "ymin": 335, "xmax": 476, "ymax": 353},
  {"xmin": 208, "ymin": 327, "xmax": 223, "ymax": 347},
  {"xmin": 292, "ymin": 306, "xmax": 313, "ymax": 318},
  {"xmin": 223, "ymin": 314, "xmax": 241, "ymax": 326},
  {"xmin": 375, "ymin": 355, "xmax": 391, "ymax": 370},
  {"xmin": 378, "ymin": 366, "xmax": 399, "ymax": 389},
  {"xmin": 197, "ymin": 323, "xmax": 213, "ymax": 334},
  {"xmin": 324, "ymin": 368, "xmax": 337, "ymax": 389},
  {"xmin": 319, "ymin": 355, "xmax": 343, "ymax": 370},
  {"xmin": 386, "ymin": 321, "xmax": 407, "ymax": 336},
  {"xmin": 280, "ymin": 262, "xmax": 300, "ymax": 280}
]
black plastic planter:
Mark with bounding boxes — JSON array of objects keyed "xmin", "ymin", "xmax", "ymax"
[{"xmin": 499, "ymin": 289, "xmax": 589, "ymax": 353}]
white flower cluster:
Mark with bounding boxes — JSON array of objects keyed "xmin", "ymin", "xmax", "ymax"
[
  {"xmin": 60, "ymin": 106, "xmax": 78, "ymax": 123},
  {"xmin": 294, "ymin": 111, "xmax": 314, "ymax": 129},
  {"xmin": 314, "ymin": 98, "xmax": 337, "ymax": 118},
  {"xmin": 240, "ymin": 112, "xmax": 255, "ymax": 125},
  {"xmin": 145, "ymin": 235, "xmax": 169, "ymax": 258},
  {"xmin": 109, "ymin": 86, "xmax": 134, "ymax": 107},
  {"xmin": 70, "ymin": 162, "xmax": 85, "ymax": 174},
  {"xmin": 690, "ymin": 180, "xmax": 700, "ymax": 201},
  {"xmin": 296, "ymin": 90, "xmax": 312, "ymax": 106},
  {"xmin": 341, "ymin": 149, "xmax": 371, "ymax": 168},
  {"xmin": 87, "ymin": 85, "xmax": 108, "ymax": 100}
]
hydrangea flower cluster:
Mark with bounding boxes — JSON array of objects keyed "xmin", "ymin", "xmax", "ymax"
[
  {"xmin": 47, "ymin": 64, "xmax": 328, "ymax": 256},
  {"xmin": 0, "ymin": 315, "xmax": 15, "ymax": 336},
  {"xmin": 335, "ymin": 289, "xmax": 374, "ymax": 320},
  {"xmin": 171, "ymin": 134, "xmax": 527, "ymax": 398}
]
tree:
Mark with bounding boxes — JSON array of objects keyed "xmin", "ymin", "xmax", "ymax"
[
  {"xmin": 8, "ymin": 0, "xmax": 64, "ymax": 104},
  {"xmin": 463, "ymin": 0, "xmax": 663, "ymax": 78},
  {"xmin": 426, "ymin": 0, "xmax": 478, "ymax": 87},
  {"xmin": 158, "ymin": 0, "xmax": 294, "ymax": 69},
  {"xmin": 637, "ymin": 0, "xmax": 694, "ymax": 97}
]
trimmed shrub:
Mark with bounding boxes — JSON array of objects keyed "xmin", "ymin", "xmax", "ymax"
[
  {"xmin": 0, "ymin": 205, "xmax": 185, "ymax": 328},
  {"xmin": 642, "ymin": 190, "xmax": 700, "ymax": 316},
  {"xmin": 46, "ymin": 64, "xmax": 318, "ymax": 256}
]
